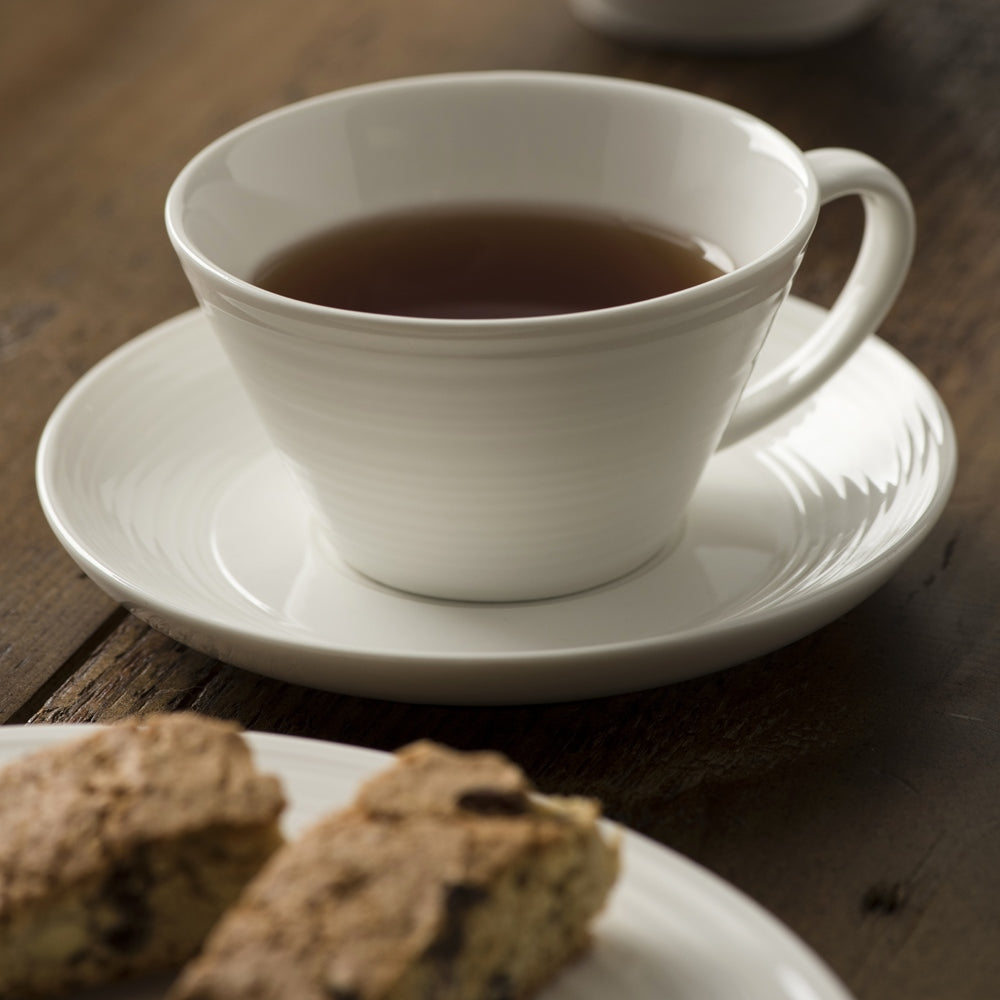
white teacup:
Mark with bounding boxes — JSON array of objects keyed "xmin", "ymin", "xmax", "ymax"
[
  {"xmin": 568, "ymin": 0, "xmax": 885, "ymax": 49},
  {"xmin": 166, "ymin": 71, "xmax": 913, "ymax": 602}
]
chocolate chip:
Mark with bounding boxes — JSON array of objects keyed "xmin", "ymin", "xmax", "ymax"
[
  {"xmin": 484, "ymin": 971, "xmax": 515, "ymax": 1000},
  {"xmin": 324, "ymin": 986, "xmax": 360, "ymax": 1000},
  {"xmin": 423, "ymin": 883, "xmax": 489, "ymax": 961},
  {"xmin": 456, "ymin": 788, "xmax": 529, "ymax": 816},
  {"xmin": 97, "ymin": 851, "xmax": 153, "ymax": 953}
]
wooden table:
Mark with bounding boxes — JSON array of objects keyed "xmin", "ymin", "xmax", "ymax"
[{"xmin": 2, "ymin": 1, "xmax": 998, "ymax": 997}]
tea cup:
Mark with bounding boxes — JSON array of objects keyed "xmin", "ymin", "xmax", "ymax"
[
  {"xmin": 166, "ymin": 71, "xmax": 913, "ymax": 601},
  {"xmin": 568, "ymin": 0, "xmax": 885, "ymax": 50}
]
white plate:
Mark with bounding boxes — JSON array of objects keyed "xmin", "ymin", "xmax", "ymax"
[
  {"xmin": 36, "ymin": 297, "xmax": 956, "ymax": 704},
  {"xmin": 0, "ymin": 725, "xmax": 855, "ymax": 1000}
]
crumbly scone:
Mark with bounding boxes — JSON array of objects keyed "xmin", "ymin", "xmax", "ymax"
[
  {"xmin": 0, "ymin": 713, "xmax": 285, "ymax": 998},
  {"xmin": 170, "ymin": 740, "xmax": 620, "ymax": 1000}
]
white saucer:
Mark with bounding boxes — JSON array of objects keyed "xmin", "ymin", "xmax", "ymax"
[
  {"xmin": 36, "ymin": 297, "xmax": 956, "ymax": 704},
  {"xmin": 0, "ymin": 725, "xmax": 856, "ymax": 1000}
]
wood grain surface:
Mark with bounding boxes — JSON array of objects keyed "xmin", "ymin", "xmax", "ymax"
[{"xmin": 1, "ymin": 1, "xmax": 998, "ymax": 998}]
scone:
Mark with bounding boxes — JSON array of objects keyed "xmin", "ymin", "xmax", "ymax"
[
  {"xmin": 0, "ymin": 713, "xmax": 285, "ymax": 998},
  {"xmin": 170, "ymin": 740, "xmax": 619, "ymax": 1000}
]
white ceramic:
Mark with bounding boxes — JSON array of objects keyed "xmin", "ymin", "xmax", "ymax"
[
  {"xmin": 0, "ymin": 725, "xmax": 856, "ymax": 1000},
  {"xmin": 568, "ymin": 0, "xmax": 885, "ymax": 49},
  {"xmin": 166, "ymin": 71, "xmax": 914, "ymax": 602},
  {"xmin": 36, "ymin": 298, "xmax": 956, "ymax": 705}
]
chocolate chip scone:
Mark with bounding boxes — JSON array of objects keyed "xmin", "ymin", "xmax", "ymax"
[
  {"xmin": 170, "ymin": 740, "xmax": 619, "ymax": 1000},
  {"xmin": 0, "ymin": 713, "xmax": 285, "ymax": 998}
]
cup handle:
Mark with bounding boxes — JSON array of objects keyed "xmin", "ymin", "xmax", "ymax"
[{"xmin": 718, "ymin": 147, "xmax": 915, "ymax": 449}]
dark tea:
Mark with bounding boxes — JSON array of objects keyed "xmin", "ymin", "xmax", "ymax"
[{"xmin": 252, "ymin": 204, "xmax": 729, "ymax": 319}]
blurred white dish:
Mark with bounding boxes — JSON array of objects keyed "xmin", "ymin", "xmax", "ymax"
[
  {"xmin": 0, "ymin": 725, "xmax": 856, "ymax": 999},
  {"xmin": 36, "ymin": 297, "xmax": 955, "ymax": 705},
  {"xmin": 569, "ymin": 0, "xmax": 885, "ymax": 49}
]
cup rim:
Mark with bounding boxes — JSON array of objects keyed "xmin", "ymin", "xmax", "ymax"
[{"xmin": 165, "ymin": 70, "xmax": 820, "ymax": 335}]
